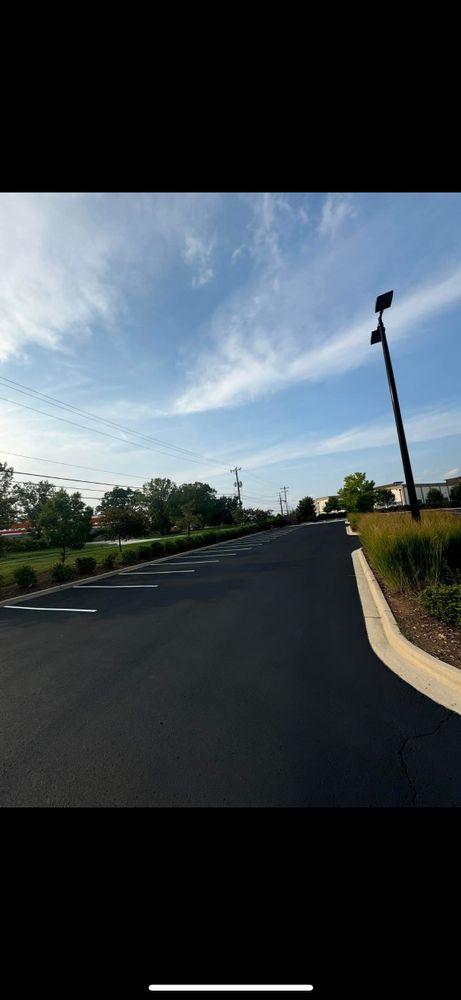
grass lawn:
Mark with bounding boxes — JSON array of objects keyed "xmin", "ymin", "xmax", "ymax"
[
  {"xmin": 0, "ymin": 526, "xmax": 250, "ymax": 587},
  {"xmin": 0, "ymin": 542, "xmax": 123, "ymax": 584}
]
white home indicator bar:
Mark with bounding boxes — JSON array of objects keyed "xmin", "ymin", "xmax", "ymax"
[{"xmin": 148, "ymin": 988, "xmax": 313, "ymax": 993}]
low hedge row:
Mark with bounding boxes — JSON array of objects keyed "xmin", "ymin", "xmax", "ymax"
[{"xmin": 1, "ymin": 523, "xmax": 273, "ymax": 594}]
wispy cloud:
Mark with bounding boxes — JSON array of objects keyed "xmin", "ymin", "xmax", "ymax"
[
  {"xmin": 0, "ymin": 192, "xmax": 220, "ymax": 363},
  {"xmin": 317, "ymin": 193, "xmax": 356, "ymax": 238},
  {"xmin": 236, "ymin": 404, "xmax": 461, "ymax": 473},
  {"xmin": 171, "ymin": 261, "xmax": 461, "ymax": 415},
  {"xmin": 183, "ymin": 233, "xmax": 215, "ymax": 287},
  {"xmin": 445, "ymin": 467, "xmax": 460, "ymax": 478}
]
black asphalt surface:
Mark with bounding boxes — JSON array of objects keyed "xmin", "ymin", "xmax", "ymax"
[{"xmin": 1, "ymin": 521, "xmax": 461, "ymax": 807}]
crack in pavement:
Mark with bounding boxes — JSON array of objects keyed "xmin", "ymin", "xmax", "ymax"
[{"xmin": 397, "ymin": 710, "xmax": 453, "ymax": 807}]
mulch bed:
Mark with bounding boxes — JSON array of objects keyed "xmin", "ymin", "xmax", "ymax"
[{"xmin": 378, "ymin": 579, "xmax": 461, "ymax": 669}]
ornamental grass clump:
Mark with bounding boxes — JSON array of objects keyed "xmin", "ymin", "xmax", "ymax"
[{"xmin": 359, "ymin": 511, "xmax": 461, "ymax": 594}]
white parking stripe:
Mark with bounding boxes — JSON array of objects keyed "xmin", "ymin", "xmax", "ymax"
[
  {"xmin": 2, "ymin": 606, "xmax": 97, "ymax": 613},
  {"xmin": 121, "ymin": 570, "xmax": 195, "ymax": 575},
  {"xmin": 164, "ymin": 559, "xmax": 219, "ymax": 564},
  {"xmin": 73, "ymin": 585, "xmax": 159, "ymax": 589}
]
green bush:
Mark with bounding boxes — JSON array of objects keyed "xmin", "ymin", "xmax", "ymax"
[
  {"xmin": 359, "ymin": 511, "xmax": 461, "ymax": 594},
  {"xmin": 75, "ymin": 556, "xmax": 97, "ymax": 575},
  {"xmin": 121, "ymin": 549, "xmax": 139, "ymax": 565},
  {"xmin": 51, "ymin": 563, "xmax": 75, "ymax": 583},
  {"xmin": 420, "ymin": 584, "xmax": 461, "ymax": 626},
  {"xmin": 137, "ymin": 546, "xmax": 152, "ymax": 560},
  {"xmin": 102, "ymin": 553, "xmax": 117, "ymax": 570},
  {"xmin": 13, "ymin": 565, "xmax": 38, "ymax": 589},
  {"xmin": 149, "ymin": 541, "xmax": 165, "ymax": 558}
]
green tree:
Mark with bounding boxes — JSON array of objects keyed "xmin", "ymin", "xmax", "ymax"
[
  {"xmin": 296, "ymin": 496, "xmax": 316, "ymax": 522},
  {"xmin": 142, "ymin": 478, "xmax": 176, "ymax": 535},
  {"xmin": 170, "ymin": 482, "xmax": 220, "ymax": 526},
  {"xmin": 337, "ymin": 472, "xmax": 376, "ymax": 513},
  {"xmin": 426, "ymin": 487, "xmax": 445, "ymax": 508},
  {"xmin": 324, "ymin": 495, "xmax": 340, "ymax": 513},
  {"xmin": 13, "ymin": 480, "xmax": 56, "ymax": 534},
  {"xmin": 38, "ymin": 490, "xmax": 93, "ymax": 562},
  {"xmin": 98, "ymin": 488, "xmax": 148, "ymax": 550},
  {"xmin": 0, "ymin": 461, "xmax": 15, "ymax": 529},
  {"xmin": 374, "ymin": 488, "xmax": 396, "ymax": 509},
  {"xmin": 449, "ymin": 482, "xmax": 461, "ymax": 507},
  {"xmin": 176, "ymin": 503, "xmax": 203, "ymax": 537}
]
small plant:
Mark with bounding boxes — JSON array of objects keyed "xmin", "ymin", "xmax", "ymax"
[
  {"xmin": 13, "ymin": 565, "xmax": 38, "ymax": 589},
  {"xmin": 75, "ymin": 556, "xmax": 97, "ymax": 575},
  {"xmin": 102, "ymin": 553, "xmax": 117, "ymax": 570},
  {"xmin": 137, "ymin": 546, "xmax": 151, "ymax": 560},
  {"xmin": 420, "ymin": 584, "xmax": 461, "ymax": 626},
  {"xmin": 51, "ymin": 563, "xmax": 75, "ymax": 583},
  {"xmin": 121, "ymin": 549, "xmax": 139, "ymax": 565}
]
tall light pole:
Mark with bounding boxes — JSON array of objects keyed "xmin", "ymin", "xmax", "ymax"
[{"xmin": 371, "ymin": 290, "xmax": 420, "ymax": 522}]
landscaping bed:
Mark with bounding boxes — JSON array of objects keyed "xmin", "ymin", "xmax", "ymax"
[
  {"xmin": 351, "ymin": 510, "xmax": 461, "ymax": 669},
  {"xmin": 379, "ymin": 576, "xmax": 461, "ymax": 669}
]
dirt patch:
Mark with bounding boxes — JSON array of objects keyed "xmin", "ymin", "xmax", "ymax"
[{"xmin": 378, "ymin": 579, "xmax": 461, "ymax": 669}]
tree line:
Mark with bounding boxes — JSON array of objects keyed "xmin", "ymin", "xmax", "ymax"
[{"xmin": 0, "ymin": 462, "xmax": 277, "ymax": 560}]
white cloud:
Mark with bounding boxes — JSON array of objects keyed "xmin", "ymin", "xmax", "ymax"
[
  {"xmin": 317, "ymin": 193, "xmax": 356, "ymax": 238},
  {"xmin": 0, "ymin": 192, "xmax": 220, "ymax": 363},
  {"xmin": 183, "ymin": 233, "xmax": 215, "ymax": 287},
  {"xmin": 170, "ymin": 261, "xmax": 461, "ymax": 415},
  {"xmin": 236, "ymin": 405, "xmax": 461, "ymax": 473},
  {"xmin": 0, "ymin": 193, "xmax": 117, "ymax": 362},
  {"xmin": 444, "ymin": 467, "xmax": 460, "ymax": 477}
]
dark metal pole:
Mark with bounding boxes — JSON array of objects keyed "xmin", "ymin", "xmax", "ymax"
[{"xmin": 377, "ymin": 312, "xmax": 420, "ymax": 521}]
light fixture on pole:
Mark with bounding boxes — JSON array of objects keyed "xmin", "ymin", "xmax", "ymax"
[{"xmin": 371, "ymin": 290, "xmax": 420, "ymax": 522}]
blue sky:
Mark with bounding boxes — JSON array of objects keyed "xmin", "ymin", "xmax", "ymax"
[{"xmin": 0, "ymin": 191, "xmax": 460, "ymax": 512}]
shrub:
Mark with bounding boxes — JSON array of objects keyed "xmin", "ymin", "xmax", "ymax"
[
  {"xmin": 420, "ymin": 584, "xmax": 461, "ymax": 626},
  {"xmin": 13, "ymin": 565, "xmax": 38, "ymax": 589},
  {"xmin": 162, "ymin": 538, "xmax": 180, "ymax": 554},
  {"xmin": 75, "ymin": 556, "xmax": 97, "ymax": 575},
  {"xmin": 149, "ymin": 541, "xmax": 165, "ymax": 558},
  {"xmin": 359, "ymin": 511, "xmax": 461, "ymax": 594},
  {"xmin": 102, "ymin": 553, "xmax": 117, "ymax": 570},
  {"xmin": 121, "ymin": 549, "xmax": 139, "ymax": 565},
  {"xmin": 51, "ymin": 563, "xmax": 75, "ymax": 583},
  {"xmin": 137, "ymin": 546, "xmax": 151, "ymax": 561}
]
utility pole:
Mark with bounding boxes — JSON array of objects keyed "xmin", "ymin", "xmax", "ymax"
[
  {"xmin": 281, "ymin": 486, "xmax": 289, "ymax": 516},
  {"xmin": 278, "ymin": 492, "xmax": 284, "ymax": 516},
  {"xmin": 230, "ymin": 467, "xmax": 242, "ymax": 508}
]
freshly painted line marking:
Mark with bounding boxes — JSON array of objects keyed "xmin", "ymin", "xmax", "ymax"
[
  {"xmin": 121, "ymin": 570, "xmax": 195, "ymax": 575},
  {"xmin": 73, "ymin": 585, "xmax": 159, "ymax": 589},
  {"xmin": 148, "ymin": 988, "xmax": 314, "ymax": 993},
  {"xmin": 165, "ymin": 559, "xmax": 220, "ymax": 564},
  {"xmin": 3, "ymin": 605, "xmax": 97, "ymax": 613}
]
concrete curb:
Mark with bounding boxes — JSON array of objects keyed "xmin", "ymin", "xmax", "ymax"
[
  {"xmin": 346, "ymin": 524, "xmax": 360, "ymax": 536},
  {"xmin": 352, "ymin": 547, "xmax": 461, "ymax": 714},
  {"xmin": 0, "ymin": 527, "xmax": 275, "ymax": 608}
]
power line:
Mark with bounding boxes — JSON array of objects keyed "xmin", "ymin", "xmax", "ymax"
[
  {"xmin": 0, "ymin": 376, "xmax": 231, "ymax": 470},
  {"xmin": 0, "ymin": 449, "xmax": 148, "ymax": 480},
  {"xmin": 0, "ymin": 377, "xmax": 282, "ymax": 487},
  {"xmin": 0, "ymin": 393, "xmax": 231, "ymax": 469},
  {"xmin": 11, "ymin": 471, "xmax": 140, "ymax": 488}
]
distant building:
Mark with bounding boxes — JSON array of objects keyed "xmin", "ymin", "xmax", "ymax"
[
  {"xmin": 373, "ymin": 480, "xmax": 452, "ymax": 507},
  {"xmin": 314, "ymin": 496, "xmax": 345, "ymax": 515}
]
